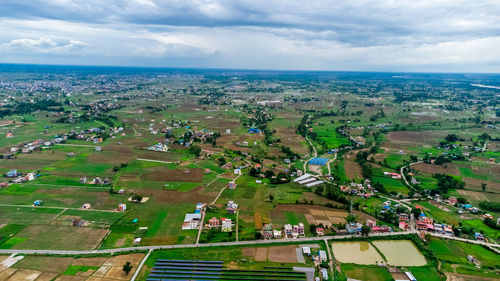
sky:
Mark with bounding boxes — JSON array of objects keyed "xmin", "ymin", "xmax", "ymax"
[{"xmin": 0, "ymin": 0, "xmax": 500, "ymax": 72}]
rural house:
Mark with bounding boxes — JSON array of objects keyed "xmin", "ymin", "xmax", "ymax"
[{"xmin": 226, "ymin": 201, "xmax": 238, "ymax": 214}]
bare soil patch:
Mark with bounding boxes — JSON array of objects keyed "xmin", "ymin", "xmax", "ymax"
[
  {"xmin": 344, "ymin": 151, "xmax": 363, "ymax": 180},
  {"xmin": 456, "ymin": 190, "xmax": 489, "ymax": 201},
  {"xmin": 5, "ymin": 269, "xmax": 41, "ymax": 281},
  {"xmin": 134, "ymin": 150, "xmax": 182, "ymax": 162},
  {"xmin": 87, "ymin": 150, "xmax": 133, "ymax": 165},
  {"xmin": 373, "ymin": 153, "xmax": 386, "ymax": 162},
  {"xmin": 72, "ymin": 257, "xmax": 108, "ymax": 267},
  {"xmin": 104, "ymin": 266, "xmax": 136, "ymax": 280},
  {"xmin": 138, "ymin": 186, "xmax": 211, "ymax": 204},
  {"xmin": 105, "ymin": 253, "xmax": 144, "ymax": 266},
  {"xmin": 462, "ymin": 177, "xmax": 500, "ymax": 192},
  {"xmin": 13, "ymin": 256, "xmax": 73, "ymax": 273},
  {"xmin": 13, "ymin": 225, "xmax": 108, "ymax": 251},
  {"xmin": 274, "ymin": 126, "xmax": 308, "ymax": 155},
  {"xmin": 0, "ymin": 268, "xmax": 16, "ymax": 280},
  {"xmin": 255, "ymin": 248, "xmax": 268, "ymax": 261},
  {"xmin": 352, "ymin": 210, "xmax": 376, "ymax": 223},
  {"xmin": 54, "ymin": 276, "xmax": 87, "ymax": 281},
  {"xmin": 242, "ymin": 248, "xmax": 256, "ymax": 257},
  {"xmin": 412, "ymin": 163, "xmax": 460, "ymax": 176},
  {"xmin": 387, "ymin": 131, "xmax": 446, "ymax": 145},
  {"xmin": 36, "ymin": 272, "xmax": 59, "ymax": 281},
  {"xmin": 141, "ymin": 166, "xmax": 203, "ymax": 182},
  {"xmin": 268, "ymin": 245, "xmax": 298, "ymax": 263}
]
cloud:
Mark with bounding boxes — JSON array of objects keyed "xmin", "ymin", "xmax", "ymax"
[
  {"xmin": 0, "ymin": 37, "xmax": 87, "ymax": 54},
  {"xmin": 0, "ymin": 1, "xmax": 499, "ymax": 71}
]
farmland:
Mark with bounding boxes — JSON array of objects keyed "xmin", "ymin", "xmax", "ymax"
[{"xmin": 0, "ymin": 65, "xmax": 498, "ymax": 280}]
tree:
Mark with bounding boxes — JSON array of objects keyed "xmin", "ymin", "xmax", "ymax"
[
  {"xmin": 345, "ymin": 214, "xmax": 356, "ymax": 223},
  {"xmin": 188, "ymin": 144, "xmax": 202, "ymax": 156},
  {"xmin": 123, "ymin": 261, "xmax": 132, "ymax": 275},
  {"xmin": 217, "ymin": 157, "xmax": 226, "ymax": 166},
  {"xmin": 132, "ymin": 194, "xmax": 143, "ymax": 202},
  {"xmin": 445, "ymin": 134, "xmax": 458, "ymax": 143},
  {"xmin": 361, "ymin": 225, "xmax": 371, "ymax": 237},
  {"xmin": 481, "ymin": 183, "xmax": 487, "ymax": 192},
  {"xmin": 411, "ymin": 208, "xmax": 421, "ymax": 218},
  {"xmin": 265, "ymin": 170, "xmax": 274, "ymax": 179}
]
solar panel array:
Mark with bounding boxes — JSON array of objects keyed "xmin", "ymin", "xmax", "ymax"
[
  {"xmin": 308, "ymin": 157, "xmax": 329, "ymax": 166},
  {"xmin": 147, "ymin": 259, "xmax": 307, "ymax": 281}
]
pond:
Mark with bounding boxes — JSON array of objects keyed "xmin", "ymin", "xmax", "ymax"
[
  {"xmin": 331, "ymin": 241, "xmax": 383, "ymax": 265},
  {"xmin": 332, "ymin": 240, "xmax": 427, "ymax": 266},
  {"xmin": 372, "ymin": 240, "xmax": 427, "ymax": 266}
]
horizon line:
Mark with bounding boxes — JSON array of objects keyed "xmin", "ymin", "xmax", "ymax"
[{"xmin": 1, "ymin": 62, "xmax": 500, "ymax": 75}]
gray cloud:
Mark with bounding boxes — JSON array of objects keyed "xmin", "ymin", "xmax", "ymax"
[{"xmin": 0, "ymin": 1, "xmax": 499, "ymax": 71}]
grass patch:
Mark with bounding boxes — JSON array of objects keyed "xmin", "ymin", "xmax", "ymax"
[{"xmin": 63, "ymin": 265, "xmax": 100, "ymax": 275}]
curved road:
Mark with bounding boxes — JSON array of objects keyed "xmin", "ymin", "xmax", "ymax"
[
  {"xmin": 303, "ymin": 135, "xmax": 318, "ymax": 174},
  {"xmin": 400, "ymin": 161, "xmax": 423, "ymax": 191}
]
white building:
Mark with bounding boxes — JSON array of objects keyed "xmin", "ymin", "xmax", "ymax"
[
  {"xmin": 321, "ymin": 268, "xmax": 328, "ymax": 280},
  {"xmin": 319, "ymin": 250, "xmax": 327, "ymax": 262},
  {"xmin": 182, "ymin": 213, "xmax": 202, "ymax": 230}
]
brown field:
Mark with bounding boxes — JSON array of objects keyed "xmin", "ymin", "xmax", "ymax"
[
  {"xmin": 0, "ymin": 268, "xmax": 16, "ymax": 280},
  {"xmin": 87, "ymin": 150, "xmax": 133, "ymax": 165},
  {"xmin": 6, "ymin": 254, "xmax": 145, "ymax": 281},
  {"xmin": 12, "ymin": 256, "xmax": 73, "ymax": 273},
  {"xmin": 274, "ymin": 204, "xmax": 348, "ymax": 227},
  {"xmin": 344, "ymin": 151, "xmax": 363, "ymax": 180},
  {"xmin": 255, "ymin": 247, "xmax": 268, "ymax": 261},
  {"xmin": 72, "ymin": 257, "xmax": 108, "ymax": 267},
  {"xmin": 412, "ymin": 163, "xmax": 460, "ymax": 175},
  {"xmin": 267, "ymin": 245, "xmax": 298, "ymax": 263},
  {"xmin": 6, "ymin": 269, "xmax": 42, "ymax": 280},
  {"xmin": 248, "ymin": 246, "xmax": 298, "ymax": 263},
  {"xmin": 135, "ymin": 186, "xmax": 212, "ymax": 204},
  {"xmin": 141, "ymin": 166, "xmax": 203, "ymax": 182},
  {"xmin": 55, "ymin": 276, "xmax": 87, "ymax": 281},
  {"xmin": 134, "ymin": 150, "xmax": 182, "ymax": 162},
  {"xmin": 104, "ymin": 266, "xmax": 136, "ymax": 280},
  {"xmin": 462, "ymin": 177, "xmax": 500, "ymax": 192},
  {"xmin": 352, "ymin": 210, "xmax": 376, "ymax": 223},
  {"xmin": 12, "ymin": 225, "xmax": 108, "ymax": 250},
  {"xmin": 456, "ymin": 190, "xmax": 489, "ymax": 201},
  {"xmin": 274, "ymin": 126, "xmax": 308, "ymax": 155},
  {"xmin": 242, "ymin": 248, "xmax": 256, "ymax": 257},
  {"xmin": 37, "ymin": 272, "xmax": 59, "ymax": 281},
  {"xmin": 387, "ymin": 130, "xmax": 446, "ymax": 145},
  {"xmin": 373, "ymin": 153, "xmax": 386, "ymax": 162}
]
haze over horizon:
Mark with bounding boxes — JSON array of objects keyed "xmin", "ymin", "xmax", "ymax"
[{"xmin": 1, "ymin": 0, "xmax": 500, "ymax": 73}]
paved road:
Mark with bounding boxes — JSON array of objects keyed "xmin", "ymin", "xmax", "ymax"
[
  {"xmin": 130, "ymin": 249, "xmax": 152, "ymax": 281},
  {"xmin": 0, "ymin": 230, "xmax": 497, "ymax": 256}
]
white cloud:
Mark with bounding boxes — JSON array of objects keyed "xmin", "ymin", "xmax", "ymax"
[{"xmin": 0, "ymin": 37, "xmax": 87, "ymax": 54}]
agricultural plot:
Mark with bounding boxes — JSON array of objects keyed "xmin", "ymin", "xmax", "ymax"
[
  {"xmin": 429, "ymin": 237, "xmax": 500, "ymax": 268},
  {"xmin": 5, "ymin": 225, "xmax": 108, "ymax": 250},
  {"xmin": 9, "ymin": 253, "xmax": 145, "ymax": 280}
]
